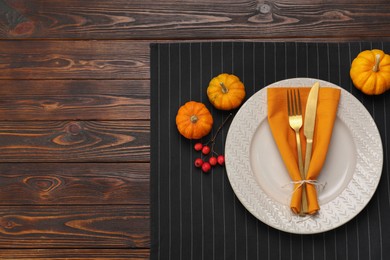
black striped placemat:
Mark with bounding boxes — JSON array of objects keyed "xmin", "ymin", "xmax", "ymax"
[{"xmin": 150, "ymin": 42, "xmax": 390, "ymax": 260}]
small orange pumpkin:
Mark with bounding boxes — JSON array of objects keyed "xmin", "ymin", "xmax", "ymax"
[
  {"xmin": 350, "ymin": 49, "xmax": 390, "ymax": 95},
  {"xmin": 176, "ymin": 101, "xmax": 213, "ymax": 139},
  {"xmin": 207, "ymin": 73, "xmax": 246, "ymax": 110}
]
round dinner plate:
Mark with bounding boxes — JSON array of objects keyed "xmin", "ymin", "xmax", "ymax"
[{"xmin": 225, "ymin": 78, "xmax": 383, "ymax": 234}]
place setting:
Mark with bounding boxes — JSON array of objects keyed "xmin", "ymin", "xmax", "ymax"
[
  {"xmin": 151, "ymin": 42, "xmax": 390, "ymax": 259},
  {"xmin": 225, "ymin": 77, "xmax": 383, "ymax": 234}
]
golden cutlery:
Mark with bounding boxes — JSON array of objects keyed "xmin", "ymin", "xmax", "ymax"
[
  {"xmin": 287, "ymin": 89, "xmax": 308, "ymax": 214},
  {"xmin": 303, "ymin": 82, "xmax": 320, "ymax": 180}
]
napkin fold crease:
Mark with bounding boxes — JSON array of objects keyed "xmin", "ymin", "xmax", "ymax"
[{"xmin": 267, "ymin": 87, "xmax": 341, "ymax": 214}]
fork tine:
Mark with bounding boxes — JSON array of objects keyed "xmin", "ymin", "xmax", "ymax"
[
  {"xmin": 292, "ymin": 89, "xmax": 297, "ymax": 115},
  {"xmin": 293, "ymin": 89, "xmax": 300, "ymax": 116}
]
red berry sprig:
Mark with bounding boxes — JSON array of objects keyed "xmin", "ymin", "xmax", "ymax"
[
  {"xmin": 194, "ymin": 158, "xmax": 203, "ymax": 168},
  {"xmin": 217, "ymin": 155, "xmax": 225, "ymax": 165},
  {"xmin": 194, "ymin": 143, "xmax": 203, "ymax": 151},
  {"xmin": 209, "ymin": 156, "xmax": 217, "ymax": 166},
  {"xmin": 193, "ymin": 113, "xmax": 232, "ymax": 173},
  {"xmin": 201, "ymin": 162, "xmax": 211, "ymax": 173}
]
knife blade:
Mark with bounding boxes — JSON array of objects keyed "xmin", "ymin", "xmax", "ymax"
[{"xmin": 303, "ymin": 82, "xmax": 320, "ymax": 176}]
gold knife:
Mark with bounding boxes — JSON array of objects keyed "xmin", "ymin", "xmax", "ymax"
[{"xmin": 304, "ymin": 82, "xmax": 320, "ymax": 180}]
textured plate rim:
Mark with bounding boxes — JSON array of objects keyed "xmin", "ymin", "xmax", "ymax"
[{"xmin": 225, "ymin": 78, "xmax": 383, "ymax": 234}]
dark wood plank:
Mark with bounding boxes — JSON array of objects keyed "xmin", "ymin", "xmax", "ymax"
[
  {"xmin": 0, "ymin": 0, "xmax": 389, "ymax": 39},
  {"xmin": 0, "ymin": 121, "xmax": 149, "ymax": 162},
  {"xmin": 0, "ymin": 40, "xmax": 149, "ymax": 79},
  {"xmin": 0, "ymin": 163, "xmax": 149, "ymax": 205},
  {"xmin": 0, "ymin": 80, "xmax": 149, "ymax": 120},
  {"xmin": 2, "ymin": 38, "xmax": 390, "ymax": 81},
  {"xmin": 0, "ymin": 249, "xmax": 149, "ymax": 259},
  {"xmin": 0, "ymin": 205, "xmax": 149, "ymax": 248}
]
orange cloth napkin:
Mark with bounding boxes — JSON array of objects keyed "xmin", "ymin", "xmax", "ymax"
[{"xmin": 267, "ymin": 87, "xmax": 340, "ymax": 215}]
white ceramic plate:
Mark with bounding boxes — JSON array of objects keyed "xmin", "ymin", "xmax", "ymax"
[{"xmin": 225, "ymin": 78, "xmax": 383, "ymax": 234}]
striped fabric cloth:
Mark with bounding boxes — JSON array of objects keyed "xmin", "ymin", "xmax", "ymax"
[{"xmin": 151, "ymin": 42, "xmax": 390, "ymax": 260}]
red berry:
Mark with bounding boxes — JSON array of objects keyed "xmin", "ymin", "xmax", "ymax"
[
  {"xmin": 194, "ymin": 143, "xmax": 203, "ymax": 151},
  {"xmin": 202, "ymin": 162, "xmax": 211, "ymax": 173},
  {"xmin": 194, "ymin": 158, "xmax": 203, "ymax": 168},
  {"xmin": 217, "ymin": 155, "xmax": 225, "ymax": 165},
  {"xmin": 209, "ymin": 156, "xmax": 217, "ymax": 166},
  {"xmin": 202, "ymin": 145, "xmax": 211, "ymax": 155}
]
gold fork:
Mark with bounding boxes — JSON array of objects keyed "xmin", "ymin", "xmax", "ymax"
[{"xmin": 287, "ymin": 89, "xmax": 308, "ymax": 215}]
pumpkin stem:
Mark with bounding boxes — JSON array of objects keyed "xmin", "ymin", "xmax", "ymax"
[
  {"xmin": 220, "ymin": 82, "xmax": 229, "ymax": 94},
  {"xmin": 190, "ymin": 115, "xmax": 198, "ymax": 123},
  {"xmin": 372, "ymin": 54, "xmax": 381, "ymax": 72}
]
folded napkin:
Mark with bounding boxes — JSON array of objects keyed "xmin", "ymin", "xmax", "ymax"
[{"xmin": 267, "ymin": 87, "xmax": 341, "ymax": 215}]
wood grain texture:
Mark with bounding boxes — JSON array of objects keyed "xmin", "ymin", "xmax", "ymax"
[
  {"xmin": 0, "ymin": 163, "xmax": 149, "ymax": 205},
  {"xmin": 0, "ymin": 80, "xmax": 149, "ymax": 120},
  {"xmin": 0, "ymin": 0, "xmax": 389, "ymax": 39},
  {"xmin": 0, "ymin": 205, "xmax": 149, "ymax": 248},
  {"xmin": 0, "ymin": 249, "xmax": 149, "ymax": 259},
  {"xmin": 0, "ymin": 121, "xmax": 149, "ymax": 162},
  {"xmin": 1, "ymin": 0, "xmax": 387, "ymax": 258},
  {"xmin": 0, "ymin": 40, "xmax": 149, "ymax": 79}
]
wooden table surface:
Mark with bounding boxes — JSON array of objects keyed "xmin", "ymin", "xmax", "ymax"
[{"xmin": 0, "ymin": 0, "xmax": 389, "ymax": 259}]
